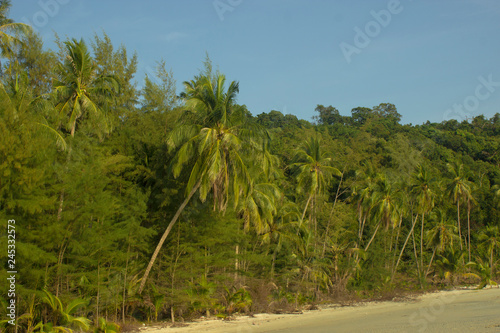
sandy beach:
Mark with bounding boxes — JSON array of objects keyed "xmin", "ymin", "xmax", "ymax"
[{"xmin": 138, "ymin": 287, "xmax": 500, "ymax": 333}]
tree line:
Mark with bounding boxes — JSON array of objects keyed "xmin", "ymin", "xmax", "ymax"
[{"xmin": 0, "ymin": 1, "xmax": 499, "ymax": 331}]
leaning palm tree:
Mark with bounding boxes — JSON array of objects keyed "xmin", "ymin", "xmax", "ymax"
[{"xmin": 139, "ymin": 66, "xmax": 264, "ymax": 293}]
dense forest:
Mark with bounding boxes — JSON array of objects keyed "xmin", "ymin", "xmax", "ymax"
[{"xmin": 1, "ymin": 2, "xmax": 499, "ymax": 332}]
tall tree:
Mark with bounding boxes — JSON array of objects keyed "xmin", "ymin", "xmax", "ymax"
[
  {"xmin": 53, "ymin": 38, "xmax": 119, "ymax": 138},
  {"xmin": 0, "ymin": 0, "xmax": 30, "ymax": 73},
  {"xmin": 411, "ymin": 165, "xmax": 436, "ymax": 269},
  {"xmin": 139, "ymin": 61, "xmax": 265, "ymax": 293},
  {"xmin": 446, "ymin": 163, "xmax": 474, "ymax": 260},
  {"xmin": 292, "ymin": 137, "xmax": 342, "ymax": 235},
  {"xmin": 478, "ymin": 226, "xmax": 499, "ymax": 279}
]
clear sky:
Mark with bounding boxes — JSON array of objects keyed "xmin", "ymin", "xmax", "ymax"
[{"xmin": 10, "ymin": 0, "xmax": 500, "ymax": 124}]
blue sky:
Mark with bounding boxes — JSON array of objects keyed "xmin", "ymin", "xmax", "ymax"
[{"xmin": 11, "ymin": 0, "xmax": 500, "ymax": 124}]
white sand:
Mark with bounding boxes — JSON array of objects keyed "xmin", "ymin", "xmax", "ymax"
[{"xmin": 138, "ymin": 287, "xmax": 500, "ymax": 333}]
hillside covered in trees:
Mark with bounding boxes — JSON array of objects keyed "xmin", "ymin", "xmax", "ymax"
[{"xmin": 1, "ymin": 2, "xmax": 499, "ymax": 332}]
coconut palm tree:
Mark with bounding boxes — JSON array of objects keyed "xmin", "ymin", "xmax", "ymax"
[
  {"xmin": 493, "ymin": 184, "xmax": 500, "ymax": 208},
  {"xmin": 52, "ymin": 40, "xmax": 119, "ymax": 294},
  {"xmin": 446, "ymin": 163, "xmax": 474, "ymax": 260},
  {"xmin": 410, "ymin": 164, "xmax": 436, "ymax": 269},
  {"xmin": 478, "ymin": 226, "xmax": 500, "ymax": 279},
  {"xmin": 0, "ymin": 0, "xmax": 31, "ymax": 73},
  {"xmin": 292, "ymin": 137, "xmax": 341, "ymax": 235},
  {"xmin": 351, "ymin": 162, "xmax": 382, "ymax": 248},
  {"xmin": 425, "ymin": 209, "xmax": 459, "ymax": 278},
  {"xmin": 434, "ymin": 248, "xmax": 477, "ymax": 285},
  {"xmin": 53, "ymin": 38, "xmax": 119, "ymax": 138},
  {"xmin": 364, "ymin": 177, "xmax": 401, "ymax": 253},
  {"xmin": 139, "ymin": 65, "xmax": 265, "ymax": 293}
]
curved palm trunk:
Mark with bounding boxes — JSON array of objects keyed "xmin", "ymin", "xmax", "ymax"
[
  {"xmin": 138, "ymin": 179, "xmax": 202, "ymax": 294},
  {"xmin": 392, "ymin": 214, "xmax": 418, "ymax": 281},
  {"xmin": 425, "ymin": 247, "xmax": 437, "ymax": 278},
  {"xmin": 297, "ymin": 195, "xmax": 312, "ymax": 235},
  {"xmin": 364, "ymin": 221, "xmax": 381, "ymax": 252}
]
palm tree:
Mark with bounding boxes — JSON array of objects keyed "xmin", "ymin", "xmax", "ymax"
[
  {"xmin": 52, "ymin": 40, "xmax": 119, "ymax": 295},
  {"xmin": 238, "ymin": 181, "xmax": 280, "ymax": 235},
  {"xmin": 478, "ymin": 226, "xmax": 500, "ymax": 279},
  {"xmin": 446, "ymin": 163, "xmax": 474, "ymax": 260},
  {"xmin": 262, "ymin": 199, "xmax": 302, "ymax": 278},
  {"xmin": 53, "ymin": 38, "xmax": 119, "ymax": 138},
  {"xmin": 351, "ymin": 162, "xmax": 382, "ymax": 249},
  {"xmin": 139, "ymin": 65, "xmax": 264, "ymax": 293},
  {"xmin": 37, "ymin": 289, "xmax": 91, "ymax": 332},
  {"xmin": 493, "ymin": 184, "xmax": 500, "ymax": 208},
  {"xmin": 434, "ymin": 249, "xmax": 477, "ymax": 285},
  {"xmin": 292, "ymin": 137, "xmax": 341, "ymax": 235},
  {"xmin": 364, "ymin": 177, "xmax": 401, "ymax": 253},
  {"xmin": 410, "ymin": 165, "xmax": 436, "ymax": 269},
  {"xmin": 0, "ymin": 0, "xmax": 31, "ymax": 73},
  {"xmin": 425, "ymin": 209, "xmax": 459, "ymax": 278}
]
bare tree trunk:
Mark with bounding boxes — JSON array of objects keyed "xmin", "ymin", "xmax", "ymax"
[
  {"xmin": 467, "ymin": 198, "xmax": 471, "ymax": 262},
  {"xmin": 412, "ymin": 228, "xmax": 422, "ymax": 287},
  {"xmin": 234, "ymin": 245, "xmax": 239, "ymax": 283},
  {"xmin": 364, "ymin": 222, "xmax": 381, "ymax": 252},
  {"xmin": 322, "ymin": 170, "xmax": 344, "ymax": 257},
  {"xmin": 391, "ymin": 215, "xmax": 403, "ymax": 272},
  {"xmin": 425, "ymin": 247, "xmax": 437, "ymax": 278},
  {"xmin": 122, "ymin": 239, "xmax": 131, "ymax": 323},
  {"xmin": 96, "ymin": 260, "xmax": 100, "ymax": 326},
  {"xmin": 457, "ymin": 201, "xmax": 463, "ymax": 250},
  {"xmin": 420, "ymin": 213, "xmax": 425, "ymax": 269},
  {"xmin": 392, "ymin": 214, "xmax": 418, "ymax": 281},
  {"xmin": 139, "ymin": 179, "xmax": 202, "ymax": 294}
]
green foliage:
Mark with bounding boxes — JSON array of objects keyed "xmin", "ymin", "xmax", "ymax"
[{"xmin": 0, "ymin": 10, "xmax": 498, "ymax": 327}]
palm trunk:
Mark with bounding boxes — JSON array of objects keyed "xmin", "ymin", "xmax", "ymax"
[
  {"xmin": 491, "ymin": 247, "xmax": 495, "ymax": 280},
  {"xmin": 96, "ymin": 260, "xmax": 100, "ymax": 325},
  {"xmin": 234, "ymin": 245, "xmax": 239, "ymax": 282},
  {"xmin": 420, "ymin": 213, "xmax": 425, "ymax": 269},
  {"xmin": 392, "ymin": 214, "xmax": 418, "ymax": 281},
  {"xmin": 457, "ymin": 201, "xmax": 463, "ymax": 250},
  {"xmin": 138, "ymin": 179, "xmax": 202, "ymax": 294},
  {"xmin": 322, "ymin": 171, "xmax": 344, "ymax": 257},
  {"xmin": 391, "ymin": 215, "xmax": 403, "ymax": 271},
  {"xmin": 364, "ymin": 221, "xmax": 381, "ymax": 252},
  {"xmin": 412, "ymin": 227, "xmax": 422, "ymax": 287},
  {"xmin": 467, "ymin": 198, "xmax": 471, "ymax": 262},
  {"xmin": 425, "ymin": 247, "xmax": 437, "ymax": 278},
  {"xmin": 301, "ymin": 195, "xmax": 312, "ymax": 223},
  {"xmin": 122, "ymin": 238, "xmax": 131, "ymax": 323}
]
